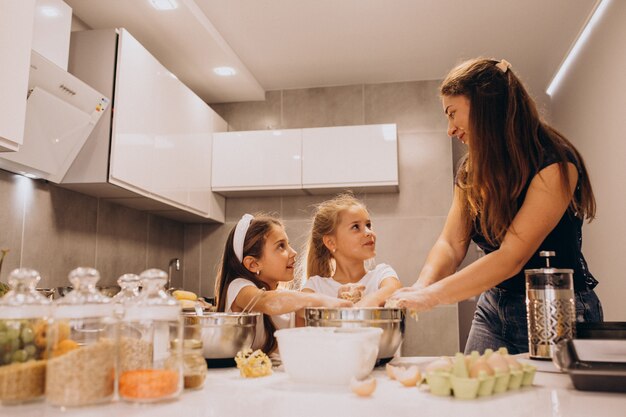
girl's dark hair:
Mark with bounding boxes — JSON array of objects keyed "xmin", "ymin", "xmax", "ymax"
[
  {"xmin": 214, "ymin": 214, "xmax": 283, "ymax": 353},
  {"xmin": 440, "ymin": 58, "xmax": 596, "ymax": 246}
]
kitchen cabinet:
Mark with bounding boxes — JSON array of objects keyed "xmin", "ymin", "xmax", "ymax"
[
  {"xmin": 211, "ymin": 124, "xmax": 398, "ymax": 195},
  {"xmin": 212, "ymin": 129, "xmax": 303, "ymax": 196},
  {"xmin": 31, "ymin": 0, "xmax": 72, "ymax": 71},
  {"xmin": 0, "ymin": 0, "xmax": 36, "ymax": 152},
  {"xmin": 63, "ymin": 28, "xmax": 225, "ymax": 223},
  {"xmin": 302, "ymin": 124, "xmax": 398, "ymax": 193}
]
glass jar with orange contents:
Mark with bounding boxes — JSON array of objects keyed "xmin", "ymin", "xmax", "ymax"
[{"xmin": 117, "ymin": 269, "xmax": 182, "ymax": 403}]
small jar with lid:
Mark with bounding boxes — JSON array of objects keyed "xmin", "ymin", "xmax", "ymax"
[
  {"xmin": 111, "ymin": 273, "xmax": 141, "ymax": 317},
  {"xmin": 46, "ymin": 267, "xmax": 117, "ymax": 407},
  {"xmin": 117, "ymin": 268, "xmax": 183, "ymax": 403},
  {"xmin": 173, "ymin": 322, "xmax": 207, "ymax": 389},
  {"xmin": 0, "ymin": 268, "xmax": 51, "ymax": 405}
]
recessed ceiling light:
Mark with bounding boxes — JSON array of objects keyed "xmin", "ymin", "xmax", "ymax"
[
  {"xmin": 22, "ymin": 172, "xmax": 38, "ymax": 179},
  {"xmin": 213, "ymin": 67, "xmax": 237, "ymax": 76},
  {"xmin": 39, "ymin": 6, "xmax": 61, "ymax": 17},
  {"xmin": 149, "ymin": 0, "xmax": 178, "ymax": 11}
]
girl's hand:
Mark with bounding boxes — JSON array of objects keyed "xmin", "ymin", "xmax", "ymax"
[
  {"xmin": 337, "ymin": 283, "xmax": 365, "ymax": 303},
  {"xmin": 320, "ymin": 294, "xmax": 353, "ymax": 308}
]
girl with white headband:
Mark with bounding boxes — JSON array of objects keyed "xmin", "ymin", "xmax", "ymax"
[
  {"xmin": 215, "ymin": 213, "xmax": 351, "ymax": 353},
  {"xmin": 302, "ymin": 193, "xmax": 402, "ymax": 307}
]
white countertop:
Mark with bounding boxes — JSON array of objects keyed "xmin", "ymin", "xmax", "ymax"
[{"xmin": 4, "ymin": 357, "xmax": 625, "ymax": 417}]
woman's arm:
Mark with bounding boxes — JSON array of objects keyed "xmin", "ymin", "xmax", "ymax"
[
  {"xmin": 233, "ymin": 285, "xmax": 352, "ymax": 316},
  {"xmin": 394, "ymin": 162, "xmax": 579, "ymax": 310},
  {"xmin": 414, "ymin": 186, "xmax": 472, "ymax": 289},
  {"xmin": 356, "ymin": 277, "xmax": 402, "ymax": 307}
]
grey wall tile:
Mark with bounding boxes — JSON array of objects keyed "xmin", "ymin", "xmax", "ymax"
[
  {"xmin": 364, "ymin": 131, "xmax": 453, "ymax": 219},
  {"xmin": 199, "ymin": 222, "xmax": 234, "ymax": 297},
  {"xmin": 147, "ymin": 214, "xmax": 184, "ymax": 289},
  {"xmin": 369, "ymin": 216, "xmax": 447, "ymax": 287},
  {"xmin": 282, "ymin": 85, "xmax": 364, "ymax": 128},
  {"xmin": 95, "ymin": 200, "xmax": 148, "ymax": 285},
  {"xmin": 183, "ymin": 224, "xmax": 202, "ymax": 295},
  {"xmin": 364, "ymin": 80, "xmax": 447, "ymax": 133},
  {"xmin": 225, "ymin": 196, "xmax": 283, "ymax": 222},
  {"xmin": 212, "ymin": 90, "xmax": 282, "ymax": 131},
  {"xmin": 402, "ymin": 305, "xmax": 460, "ymax": 356},
  {"xmin": 21, "ymin": 181, "xmax": 98, "ymax": 288},
  {"xmin": 0, "ymin": 171, "xmax": 27, "ymax": 282}
]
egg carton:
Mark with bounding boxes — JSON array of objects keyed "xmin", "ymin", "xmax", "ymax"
[{"xmin": 424, "ymin": 349, "xmax": 537, "ymax": 400}]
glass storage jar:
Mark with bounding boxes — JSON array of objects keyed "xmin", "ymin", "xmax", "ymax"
[
  {"xmin": 46, "ymin": 267, "xmax": 117, "ymax": 407},
  {"xmin": 117, "ymin": 268, "xmax": 183, "ymax": 403},
  {"xmin": 0, "ymin": 268, "xmax": 51, "ymax": 405},
  {"xmin": 175, "ymin": 320, "xmax": 207, "ymax": 390},
  {"xmin": 111, "ymin": 273, "xmax": 141, "ymax": 318}
]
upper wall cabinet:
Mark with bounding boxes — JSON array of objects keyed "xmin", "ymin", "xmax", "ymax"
[
  {"xmin": 212, "ymin": 129, "xmax": 303, "ymax": 196},
  {"xmin": 211, "ymin": 124, "xmax": 398, "ymax": 196},
  {"xmin": 0, "ymin": 0, "xmax": 36, "ymax": 151},
  {"xmin": 302, "ymin": 124, "xmax": 398, "ymax": 193},
  {"xmin": 63, "ymin": 29, "xmax": 226, "ymax": 223}
]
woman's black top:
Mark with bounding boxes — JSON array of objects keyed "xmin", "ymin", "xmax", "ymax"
[{"xmin": 469, "ymin": 150, "xmax": 598, "ymax": 294}]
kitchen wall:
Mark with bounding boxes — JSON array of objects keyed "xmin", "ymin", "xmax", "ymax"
[
  {"xmin": 549, "ymin": 0, "xmax": 626, "ymax": 320},
  {"xmin": 0, "ymin": 169, "xmax": 185, "ymax": 289},
  {"xmin": 183, "ymin": 80, "xmax": 473, "ymax": 355}
]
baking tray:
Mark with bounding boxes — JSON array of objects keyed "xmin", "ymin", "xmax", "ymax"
[
  {"xmin": 576, "ymin": 321, "xmax": 626, "ymax": 339},
  {"xmin": 554, "ymin": 339, "xmax": 626, "ymax": 393}
]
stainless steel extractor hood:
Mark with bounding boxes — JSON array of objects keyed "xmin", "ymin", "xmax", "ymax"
[{"xmin": 0, "ymin": 50, "xmax": 109, "ymax": 182}]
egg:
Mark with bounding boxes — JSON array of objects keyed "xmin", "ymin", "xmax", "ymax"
[
  {"xmin": 392, "ymin": 366, "xmax": 422, "ymax": 387},
  {"xmin": 486, "ymin": 352, "xmax": 509, "ymax": 373},
  {"xmin": 386, "ymin": 363, "xmax": 397, "ymax": 380},
  {"xmin": 425, "ymin": 356, "xmax": 453, "ymax": 373},
  {"xmin": 350, "ymin": 376, "xmax": 377, "ymax": 397},
  {"xmin": 504, "ymin": 354, "xmax": 523, "ymax": 371},
  {"xmin": 469, "ymin": 358, "xmax": 495, "ymax": 378}
]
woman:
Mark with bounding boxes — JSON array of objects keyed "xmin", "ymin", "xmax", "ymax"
[{"xmin": 389, "ymin": 58, "xmax": 603, "ymax": 354}]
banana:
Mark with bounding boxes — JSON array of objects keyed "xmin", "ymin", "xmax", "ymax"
[{"xmin": 173, "ymin": 289, "xmax": 198, "ymax": 301}]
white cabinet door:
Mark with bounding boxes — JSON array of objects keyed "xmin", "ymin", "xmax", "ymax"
[
  {"xmin": 302, "ymin": 124, "xmax": 398, "ymax": 192},
  {"xmin": 31, "ymin": 0, "xmax": 71, "ymax": 70},
  {"xmin": 110, "ymin": 29, "xmax": 223, "ymax": 219},
  {"xmin": 212, "ymin": 129, "xmax": 302, "ymax": 193},
  {"xmin": 0, "ymin": 0, "xmax": 35, "ymax": 151}
]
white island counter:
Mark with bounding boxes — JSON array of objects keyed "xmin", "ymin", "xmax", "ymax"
[{"xmin": 4, "ymin": 357, "xmax": 625, "ymax": 417}]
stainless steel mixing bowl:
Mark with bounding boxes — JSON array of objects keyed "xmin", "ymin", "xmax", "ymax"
[
  {"xmin": 183, "ymin": 312, "xmax": 260, "ymax": 359},
  {"xmin": 304, "ymin": 307, "xmax": 405, "ymax": 361}
]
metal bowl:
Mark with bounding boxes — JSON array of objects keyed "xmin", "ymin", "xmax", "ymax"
[
  {"xmin": 183, "ymin": 312, "xmax": 259, "ymax": 359},
  {"xmin": 304, "ymin": 307, "xmax": 405, "ymax": 361}
]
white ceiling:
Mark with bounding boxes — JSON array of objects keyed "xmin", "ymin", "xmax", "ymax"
[{"xmin": 64, "ymin": 0, "xmax": 599, "ymax": 104}]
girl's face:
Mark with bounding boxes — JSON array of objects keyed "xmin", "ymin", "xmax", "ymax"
[
  {"xmin": 330, "ymin": 206, "xmax": 376, "ymax": 261},
  {"xmin": 257, "ymin": 225, "xmax": 297, "ymax": 288},
  {"xmin": 442, "ymin": 94, "xmax": 471, "ymax": 145}
]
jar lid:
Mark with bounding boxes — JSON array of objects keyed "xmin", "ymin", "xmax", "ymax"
[
  {"xmin": 0, "ymin": 268, "xmax": 51, "ymax": 319},
  {"xmin": 56, "ymin": 267, "xmax": 111, "ymax": 305}
]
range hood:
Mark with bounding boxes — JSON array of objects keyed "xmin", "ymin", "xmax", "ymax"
[{"xmin": 0, "ymin": 50, "xmax": 109, "ymax": 183}]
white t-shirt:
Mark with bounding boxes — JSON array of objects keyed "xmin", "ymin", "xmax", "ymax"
[
  {"xmin": 226, "ymin": 278, "xmax": 294, "ymax": 350},
  {"xmin": 303, "ymin": 263, "xmax": 399, "ymax": 297}
]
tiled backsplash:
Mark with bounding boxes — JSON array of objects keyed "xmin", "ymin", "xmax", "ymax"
[{"xmin": 0, "ymin": 170, "xmax": 184, "ymax": 289}]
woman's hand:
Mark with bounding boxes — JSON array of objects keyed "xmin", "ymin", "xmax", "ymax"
[{"xmin": 387, "ymin": 287, "xmax": 440, "ymax": 312}]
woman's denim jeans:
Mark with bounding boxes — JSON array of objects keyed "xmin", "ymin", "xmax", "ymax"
[{"xmin": 464, "ymin": 287, "xmax": 603, "ymax": 354}]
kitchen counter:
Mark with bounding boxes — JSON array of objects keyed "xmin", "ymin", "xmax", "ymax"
[{"xmin": 4, "ymin": 357, "xmax": 625, "ymax": 417}]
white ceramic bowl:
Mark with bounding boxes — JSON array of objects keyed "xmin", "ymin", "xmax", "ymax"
[{"xmin": 275, "ymin": 326, "xmax": 382, "ymax": 385}]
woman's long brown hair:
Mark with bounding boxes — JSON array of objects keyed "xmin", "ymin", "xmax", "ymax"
[
  {"xmin": 214, "ymin": 214, "xmax": 283, "ymax": 353},
  {"xmin": 440, "ymin": 58, "xmax": 596, "ymax": 246}
]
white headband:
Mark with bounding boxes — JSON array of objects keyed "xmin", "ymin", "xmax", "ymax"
[{"xmin": 233, "ymin": 214, "xmax": 254, "ymax": 262}]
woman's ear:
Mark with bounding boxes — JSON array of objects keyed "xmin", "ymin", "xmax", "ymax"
[
  {"xmin": 322, "ymin": 235, "xmax": 336, "ymax": 253},
  {"xmin": 242, "ymin": 256, "xmax": 261, "ymax": 274}
]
